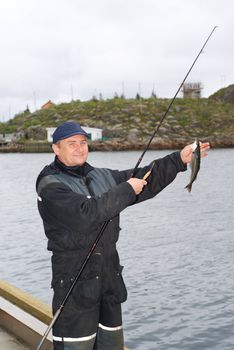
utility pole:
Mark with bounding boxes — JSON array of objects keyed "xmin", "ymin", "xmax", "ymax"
[
  {"xmin": 70, "ymin": 84, "xmax": 74, "ymax": 101},
  {"xmin": 138, "ymin": 82, "xmax": 143, "ymax": 114},
  {"xmin": 33, "ymin": 91, "xmax": 37, "ymax": 111},
  {"xmin": 121, "ymin": 81, "xmax": 125, "ymax": 98},
  {"xmin": 138, "ymin": 82, "xmax": 141, "ymax": 97},
  {"xmin": 8, "ymin": 105, "xmax": 11, "ymax": 119}
]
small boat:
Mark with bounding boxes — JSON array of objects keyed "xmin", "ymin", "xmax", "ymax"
[{"xmin": 0, "ymin": 280, "xmax": 129, "ymax": 350}]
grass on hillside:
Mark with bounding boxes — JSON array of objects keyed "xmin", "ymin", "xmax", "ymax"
[{"xmin": 0, "ymin": 97, "xmax": 233, "ymax": 138}]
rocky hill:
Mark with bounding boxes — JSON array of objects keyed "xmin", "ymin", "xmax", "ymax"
[
  {"xmin": 0, "ymin": 90, "xmax": 234, "ymax": 150},
  {"xmin": 209, "ymin": 84, "xmax": 234, "ymax": 104}
]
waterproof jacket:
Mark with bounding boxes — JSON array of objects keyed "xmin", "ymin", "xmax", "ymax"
[{"xmin": 36, "ymin": 152, "xmax": 186, "ymax": 305}]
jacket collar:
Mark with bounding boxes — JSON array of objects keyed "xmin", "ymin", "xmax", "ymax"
[{"xmin": 54, "ymin": 156, "xmax": 94, "ymax": 177}]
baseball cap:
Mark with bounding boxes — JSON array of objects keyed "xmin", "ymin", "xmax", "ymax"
[{"xmin": 52, "ymin": 121, "xmax": 88, "ymax": 144}]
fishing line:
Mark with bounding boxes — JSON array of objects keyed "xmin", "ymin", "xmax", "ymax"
[
  {"xmin": 132, "ymin": 25, "xmax": 217, "ymax": 176},
  {"xmin": 35, "ymin": 26, "xmax": 217, "ymax": 350}
]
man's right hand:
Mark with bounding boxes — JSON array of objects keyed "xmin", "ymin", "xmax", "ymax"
[{"xmin": 127, "ymin": 178, "xmax": 147, "ymax": 195}]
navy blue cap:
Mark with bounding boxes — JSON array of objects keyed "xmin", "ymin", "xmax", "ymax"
[{"xmin": 52, "ymin": 122, "xmax": 88, "ymax": 144}]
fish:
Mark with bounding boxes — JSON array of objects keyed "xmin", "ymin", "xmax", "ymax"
[{"xmin": 185, "ymin": 139, "xmax": 201, "ymax": 192}]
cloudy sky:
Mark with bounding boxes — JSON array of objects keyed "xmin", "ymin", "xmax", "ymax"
[{"xmin": 0, "ymin": 0, "xmax": 233, "ymax": 121}]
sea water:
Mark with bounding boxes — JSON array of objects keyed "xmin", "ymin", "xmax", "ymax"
[{"xmin": 0, "ymin": 149, "xmax": 233, "ymax": 350}]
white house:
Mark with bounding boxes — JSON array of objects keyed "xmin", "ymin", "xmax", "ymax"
[
  {"xmin": 0, "ymin": 133, "xmax": 20, "ymax": 144},
  {"xmin": 46, "ymin": 126, "xmax": 103, "ymax": 142}
]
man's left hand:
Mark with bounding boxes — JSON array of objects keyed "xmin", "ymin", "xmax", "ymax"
[{"xmin": 180, "ymin": 141, "xmax": 210, "ymax": 164}]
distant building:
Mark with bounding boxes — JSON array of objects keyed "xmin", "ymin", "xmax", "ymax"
[
  {"xmin": 0, "ymin": 133, "xmax": 20, "ymax": 145},
  {"xmin": 41, "ymin": 100, "xmax": 55, "ymax": 109},
  {"xmin": 46, "ymin": 126, "xmax": 103, "ymax": 142},
  {"xmin": 182, "ymin": 82, "xmax": 202, "ymax": 98},
  {"xmin": 0, "ymin": 134, "xmax": 6, "ymax": 145}
]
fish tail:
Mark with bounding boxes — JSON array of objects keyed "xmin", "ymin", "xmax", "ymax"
[{"xmin": 185, "ymin": 184, "xmax": 192, "ymax": 192}]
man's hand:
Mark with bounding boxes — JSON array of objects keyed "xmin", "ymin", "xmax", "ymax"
[
  {"xmin": 127, "ymin": 178, "xmax": 147, "ymax": 195},
  {"xmin": 180, "ymin": 141, "xmax": 210, "ymax": 164}
]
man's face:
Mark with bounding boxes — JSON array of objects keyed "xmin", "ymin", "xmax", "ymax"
[{"xmin": 52, "ymin": 134, "xmax": 88, "ymax": 166}]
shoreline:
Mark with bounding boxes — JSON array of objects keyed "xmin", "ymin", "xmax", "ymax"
[{"xmin": 0, "ymin": 137, "xmax": 234, "ymax": 153}]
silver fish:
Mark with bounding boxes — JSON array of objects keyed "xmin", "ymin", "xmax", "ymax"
[{"xmin": 185, "ymin": 139, "xmax": 201, "ymax": 192}]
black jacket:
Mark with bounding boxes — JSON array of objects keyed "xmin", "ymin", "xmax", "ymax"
[
  {"xmin": 36, "ymin": 152, "xmax": 186, "ymax": 305},
  {"xmin": 36, "ymin": 152, "xmax": 186, "ymax": 251}
]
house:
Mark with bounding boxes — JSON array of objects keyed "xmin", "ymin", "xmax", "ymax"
[
  {"xmin": 41, "ymin": 100, "xmax": 55, "ymax": 109},
  {"xmin": 0, "ymin": 134, "xmax": 6, "ymax": 145},
  {"xmin": 46, "ymin": 126, "xmax": 103, "ymax": 142},
  {"xmin": 0, "ymin": 133, "xmax": 19, "ymax": 145}
]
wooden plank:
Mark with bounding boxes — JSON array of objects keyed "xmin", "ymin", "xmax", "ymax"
[
  {"xmin": 0, "ymin": 280, "xmax": 52, "ymax": 325},
  {"xmin": 0, "ymin": 280, "xmax": 129, "ymax": 349}
]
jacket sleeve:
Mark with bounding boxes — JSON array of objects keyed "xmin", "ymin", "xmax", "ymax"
[
  {"xmin": 37, "ymin": 180, "xmax": 136, "ymax": 232},
  {"xmin": 112, "ymin": 151, "xmax": 187, "ymax": 204}
]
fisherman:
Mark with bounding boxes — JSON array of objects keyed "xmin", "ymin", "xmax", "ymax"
[{"xmin": 36, "ymin": 121, "xmax": 209, "ymax": 350}]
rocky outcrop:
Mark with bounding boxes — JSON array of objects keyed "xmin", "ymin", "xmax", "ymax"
[
  {"xmin": 88, "ymin": 136, "xmax": 234, "ymax": 151},
  {"xmin": 209, "ymin": 84, "xmax": 234, "ymax": 103},
  {"xmin": 25, "ymin": 125, "xmax": 47, "ymax": 140}
]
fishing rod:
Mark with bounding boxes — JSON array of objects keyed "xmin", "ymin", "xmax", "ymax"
[
  {"xmin": 132, "ymin": 25, "xmax": 217, "ymax": 176},
  {"xmin": 36, "ymin": 26, "xmax": 217, "ymax": 350}
]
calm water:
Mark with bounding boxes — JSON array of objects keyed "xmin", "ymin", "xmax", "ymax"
[{"xmin": 0, "ymin": 149, "xmax": 234, "ymax": 350}]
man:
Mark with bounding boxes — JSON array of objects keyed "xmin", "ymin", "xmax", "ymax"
[{"xmin": 36, "ymin": 121, "xmax": 209, "ymax": 350}]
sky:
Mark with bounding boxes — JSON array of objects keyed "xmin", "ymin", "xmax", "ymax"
[{"xmin": 0, "ymin": 0, "xmax": 233, "ymax": 121}]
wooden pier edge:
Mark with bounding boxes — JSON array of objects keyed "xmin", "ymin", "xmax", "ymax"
[
  {"xmin": 0, "ymin": 279, "xmax": 129, "ymax": 349},
  {"xmin": 0, "ymin": 279, "xmax": 52, "ymax": 325}
]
